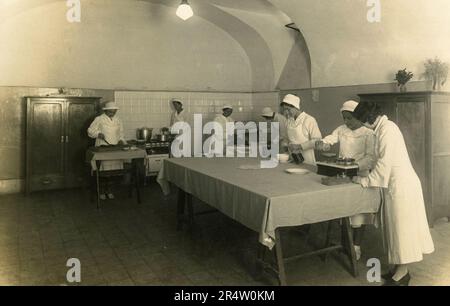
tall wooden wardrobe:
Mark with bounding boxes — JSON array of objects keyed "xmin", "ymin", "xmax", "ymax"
[
  {"xmin": 358, "ymin": 91, "xmax": 450, "ymax": 226},
  {"xmin": 26, "ymin": 96, "xmax": 100, "ymax": 193}
]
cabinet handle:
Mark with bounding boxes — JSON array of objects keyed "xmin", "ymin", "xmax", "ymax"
[
  {"xmin": 61, "ymin": 136, "xmax": 64, "ymax": 143},
  {"xmin": 66, "ymin": 136, "xmax": 69, "ymax": 143},
  {"xmin": 41, "ymin": 179, "xmax": 52, "ymax": 185}
]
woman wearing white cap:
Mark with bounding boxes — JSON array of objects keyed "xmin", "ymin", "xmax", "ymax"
[
  {"xmin": 170, "ymin": 99, "xmax": 187, "ymax": 127},
  {"xmin": 280, "ymin": 94, "xmax": 322, "ymax": 165},
  {"xmin": 213, "ymin": 105, "xmax": 235, "ymax": 151},
  {"xmin": 316, "ymin": 100, "xmax": 376, "ymax": 260},
  {"xmin": 261, "ymin": 107, "xmax": 288, "ymax": 151},
  {"xmin": 87, "ymin": 101, "xmax": 127, "ymax": 200}
]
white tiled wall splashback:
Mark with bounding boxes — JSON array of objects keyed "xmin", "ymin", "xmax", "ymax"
[{"xmin": 114, "ymin": 91, "xmax": 279, "ymax": 140}]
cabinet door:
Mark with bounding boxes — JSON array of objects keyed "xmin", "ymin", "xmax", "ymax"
[
  {"xmin": 431, "ymin": 97, "xmax": 450, "ymax": 222},
  {"xmin": 65, "ymin": 99, "xmax": 98, "ymax": 188},
  {"xmin": 27, "ymin": 100, "xmax": 65, "ymax": 192},
  {"xmin": 396, "ymin": 101, "xmax": 429, "ymax": 218}
]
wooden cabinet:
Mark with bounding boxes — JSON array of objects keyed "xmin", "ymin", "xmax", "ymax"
[
  {"xmin": 26, "ymin": 97, "xmax": 100, "ymax": 193},
  {"xmin": 358, "ymin": 92, "xmax": 450, "ymax": 226}
]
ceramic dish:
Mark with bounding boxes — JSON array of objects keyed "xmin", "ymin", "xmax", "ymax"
[
  {"xmin": 285, "ymin": 168, "xmax": 310, "ymax": 175},
  {"xmin": 277, "ymin": 153, "xmax": 290, "ymax": 163}
]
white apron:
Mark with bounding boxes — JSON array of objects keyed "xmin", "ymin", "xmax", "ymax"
[
  {"xmin": 322, "ymin": 125, "xmax": 375, "ymax": 177},
  {"xmin": 364, "ymin": 116, "xmax": 434, "ymax": 264},
  {"xmin": 89, "ymin": 115, "xmax": 124, "ymax": 171},
  {"xmin": 286, "ymin": 115, "xmax": 316, "ymax": 165},
  {"xmin": 99, "ymin": 122, "xmax": 123, "ymax": 171}
]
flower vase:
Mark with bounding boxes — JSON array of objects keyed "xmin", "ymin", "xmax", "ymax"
[{"xmin": 399, "ymin": 84, "xmax": 407, "ymax": 93}]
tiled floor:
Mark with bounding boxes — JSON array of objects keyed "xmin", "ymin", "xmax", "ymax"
[{"xmin": 0, "ymin": 180, "xmax": 449, "ymax": 286}]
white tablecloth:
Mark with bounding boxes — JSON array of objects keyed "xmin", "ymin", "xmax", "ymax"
[{"xmin": 158, "ymin": 157, "xmax": 381, "ymax": 248}]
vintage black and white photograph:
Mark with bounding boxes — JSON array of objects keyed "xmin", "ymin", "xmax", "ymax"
[{"xmin": 0, "ymin": 0, "xmax": 449, "ymax": 290}]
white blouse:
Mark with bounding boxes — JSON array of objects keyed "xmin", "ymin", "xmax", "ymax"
[
  {"xmin": 322, "ymin": 125, "xmax": 375, "ymax": 172},
  {"xmin": 87, "ymin": 113, "xmax": 126, "ymax": 147}
]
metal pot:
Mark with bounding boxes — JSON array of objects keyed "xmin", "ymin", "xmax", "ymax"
[
  {"xmin": 136, "ymin": 127, "xmax": 153, "ymax": 142},
  {"xmin": 160, "ymin": 127, "xmax": 170, "ymax": 135},
  {"xmin": 157, "ymin": 134, "xmax": 169, "ymax": 142}
]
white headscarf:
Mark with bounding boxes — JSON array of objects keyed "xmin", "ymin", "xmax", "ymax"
[{"xmin": 340, "ymin": 100, "xmax": 359, "ymax": 113}]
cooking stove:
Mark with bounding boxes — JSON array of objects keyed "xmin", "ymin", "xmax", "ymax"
[{"xmin": 144, "ymin": 140, "xmax": 171, "ymax": 155}]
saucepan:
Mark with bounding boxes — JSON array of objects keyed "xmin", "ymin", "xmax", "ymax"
[
  {"xmin": 136, "ymin": 127, "xmax": 153, "ymax": 142},
  {"xmin": 157, "ymin": 134, "xmax": 169, "ymax": 142}
]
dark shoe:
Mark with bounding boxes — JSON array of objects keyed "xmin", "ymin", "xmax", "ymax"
[
  {"xmin": 381, "ymin": 270, "xmax": 395, "ymax": 280},
  {"xmin": 382, "ymin": 272, "xmax": 411, "ymax": 286}
]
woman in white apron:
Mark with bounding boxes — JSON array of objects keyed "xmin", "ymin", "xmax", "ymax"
[
  {"xmin": 280, "ymin": 94, "xmax": 322, "ymax": 165},
  {"xmin": 212, "ymin": 105, "xmax": 234, "ymax": 156},
  {"xmin": 316, "ymin": 100, "xmax": 376, "ymax": 260},
  {"xmin": 352, "ymin": 102, "xmax": 434, "ymax": 286},
  {"xmin": 260, "ymin": 107, "xmax": 288, "ymax": 153},
  {"xmin": 88, "ymin": 101, "xmax": 127, "ymax": 200}
]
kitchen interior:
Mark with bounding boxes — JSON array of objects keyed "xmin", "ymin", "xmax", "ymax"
[{"xmin": 1, "ymin": 0, "xmax": 450, "ymax": 286}]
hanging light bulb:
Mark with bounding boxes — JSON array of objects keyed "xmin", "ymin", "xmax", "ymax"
[{"xmin": 176, "ymin": 0, "xmax": 193, "ymax": 21}]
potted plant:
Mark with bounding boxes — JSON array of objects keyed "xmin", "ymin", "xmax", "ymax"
[
  {"xmin": 422, "ymin": 57, "xmax": 448, "ymax": 91},
  {"xmin": 395, "ymin": 68, "xmax": 414, "ymax": 92}
]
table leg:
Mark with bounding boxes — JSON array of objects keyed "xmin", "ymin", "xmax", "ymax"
[
  {"xmin": 274, "ymin": 228, "xmax": 287, "ymax": 286},
  {"xmin": 341, "ymin": 217, "xmax": 358, "ymax": 277},
  {"xmin": 134, "ymin": 160, "xmax": 141, "ymax": 204},
  {"xmin": 322, "ymin": 220, "xmax": 334, "ymax": 263},
  {"xmin": 187, "ymin": 193, "xmax": 194, "ymax": 230},
  {"xmin": 253, "ymin": 243, "xmax": 266, "ymax": 280},
  {"xmin": 257, "ymin": 243, "xmax": 266, "ymax": 263},
  {"xmin": 95, "ymin": 161, "xmax": 101, "ymax": 210},
  {"xmin": 177, "ymin": 188, "xmax": 186, "ymax": 231}
]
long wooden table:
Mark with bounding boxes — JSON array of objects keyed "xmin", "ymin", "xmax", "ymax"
[{"xmin": 159, "ymin": 157, "xmax": 381, "ymax": 285}]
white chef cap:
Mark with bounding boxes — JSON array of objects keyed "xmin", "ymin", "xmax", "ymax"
[
  {"xmin": 340, "ymin": 100, "xmax": 359, "ymax": 113},
  {"xmin": 261, "ymin": 107, "xmax": 274, "ymax": 117},
  {"xmin": 103, "ymin": 101, "xmax": 119, "ymax": 110},
  {"xmin": 222, "ymin": 105, "xmax": 233, "ymax": 110},
  {"xmin": 282, "ymin": 94, "xmax": 300, "ymax": 110}
]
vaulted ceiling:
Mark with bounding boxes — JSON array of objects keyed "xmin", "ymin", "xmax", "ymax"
[{"xmin": 1, "ymin": 0, "xmax": 449, "ymax": 89}]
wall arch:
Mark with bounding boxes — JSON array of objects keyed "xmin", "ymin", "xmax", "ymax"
[{"xmin": 0, "ymin": 0, "xmax": 313, "ymax": 91}]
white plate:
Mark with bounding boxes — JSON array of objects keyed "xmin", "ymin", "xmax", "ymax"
[
  {"xmin": 285, "ymin": 168, "xmax": 310, "ymax": 175},
  {"xmin": 123, "ymin": 146, "xmax": 138, "ymax": 151}
]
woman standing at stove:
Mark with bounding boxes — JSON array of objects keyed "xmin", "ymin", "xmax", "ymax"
[{"xmin": 88, "ymin": 101, "xmax": 127, "ymax": 200}]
